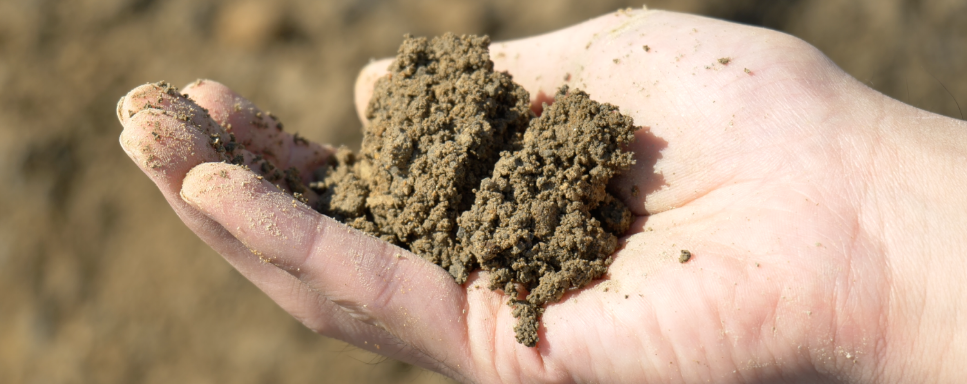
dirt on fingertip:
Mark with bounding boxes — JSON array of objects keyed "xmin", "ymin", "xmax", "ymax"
[{"xmin": 309, "ymin": 33, "xmax": 637, "ymax": 347}]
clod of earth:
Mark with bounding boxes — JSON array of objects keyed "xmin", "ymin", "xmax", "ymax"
[
  {"xmin": 679, "ymin": 249, "xmax": 692, "ymax": 263},
  {"xmin": 309, "ymin": 33, "xmax": 638, "ymax": 347}
]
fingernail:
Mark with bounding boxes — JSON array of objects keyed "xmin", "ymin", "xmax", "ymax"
[{"xmin": 116, "ymin": 96, "xmax": 126, "ymax": 124}]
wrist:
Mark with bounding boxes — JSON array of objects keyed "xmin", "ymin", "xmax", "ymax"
[{"xmin": 849, "ymin": 94, "xmax": 967, "ymax": 382}]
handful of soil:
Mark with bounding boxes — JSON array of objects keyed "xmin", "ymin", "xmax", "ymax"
[{"xmin": 310, "ymin": 33, "xmax": 637, "ymax": 346}]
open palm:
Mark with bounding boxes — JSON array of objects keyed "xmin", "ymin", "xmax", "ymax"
[{"xmin": 119, "ymin": 10, "xmax": 967, "ymax": 384}]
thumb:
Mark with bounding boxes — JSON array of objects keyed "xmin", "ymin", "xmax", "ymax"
[{"xmin": 353, "ymin": 58, "xmax": 393, "ymax": 124}]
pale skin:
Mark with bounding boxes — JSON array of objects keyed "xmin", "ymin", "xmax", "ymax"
[{"xmin": 118, "ymin": 10, "xmax": 967, "ymax": 384}]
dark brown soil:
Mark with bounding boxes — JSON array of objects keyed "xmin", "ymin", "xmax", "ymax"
[
  {"xmin": 679, "ymin": 249, "xmax": 692, "ymax": 263},
  {"xmin": 311, "ymin": 34, "xmax": 636, "ymax": 346}
]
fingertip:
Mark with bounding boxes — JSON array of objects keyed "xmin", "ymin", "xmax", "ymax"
[
  {"xmin": 354, "ymin": 58, "xmax": 393, "ymax": 123},
  {"xmin": 118, "ymin": 82, "xmax": 164, "ymax": 125},
  {"xmin": 181, "ymin": 162, "xmax": 259, "ymax": 213},
  {"xmin": 180, "ymin": 162, "xmax": 217, "ymax": 208},
  {"xmin": 180, "ymin": 79, "xmax": 238, "ymax": 125},
  {"xmin": 119, "ymin": 82, "xmax": 181, "ymax": 123},
  {"xmin": 120, "ymin": 110, "xmax": 220, "ymax": 187}
]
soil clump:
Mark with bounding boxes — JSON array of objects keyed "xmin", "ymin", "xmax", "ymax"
[{"xmin": 310, "ymin": 33, "xmax": 637, "ymax": 346}]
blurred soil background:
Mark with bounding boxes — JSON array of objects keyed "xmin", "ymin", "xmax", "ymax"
[{"xmin": 0, "ymin": 0, "xmax": 964, "ymax": 383}]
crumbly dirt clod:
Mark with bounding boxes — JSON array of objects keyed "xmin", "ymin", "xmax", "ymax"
[
  {"xmin": 313, "ymin": 33, "xmax": 531, "ymax": 264},
  {"xmin": 311, "ymin": 33, "xmax": 637, "ymax": 347},
  {"xmin": 679, "ymin": 249, "xmax": 692, "ymax": 263},
  {"xmin": 457, "ymin": 86, "xmax": 635, "ymax": 343}
]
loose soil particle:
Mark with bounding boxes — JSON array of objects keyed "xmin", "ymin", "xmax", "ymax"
[
  {"xmin": 679, "ymin": 249, "xmax": 692, "ymax": 263},
  {"xmin": 310, "ymin": 33, "xmax": 637, "ymax": 347}
]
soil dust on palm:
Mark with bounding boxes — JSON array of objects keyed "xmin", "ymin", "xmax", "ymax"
[{"xmin": 310, "ymin": 33, "xmax": 637, "ymax": 346}]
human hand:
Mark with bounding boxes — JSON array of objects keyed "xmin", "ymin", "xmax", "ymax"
[{"xmin": 118, "ymin": 9, "xmax": 967, "ymax": 383}]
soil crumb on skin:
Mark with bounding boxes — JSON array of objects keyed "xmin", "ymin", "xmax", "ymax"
[
  {"xmin": 679, "ymin": 249, "xmax": 692, "ymax": 263},
  {"xmin": 311, "ymin": 33, "xmax": 637, "ymax": 347}
]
